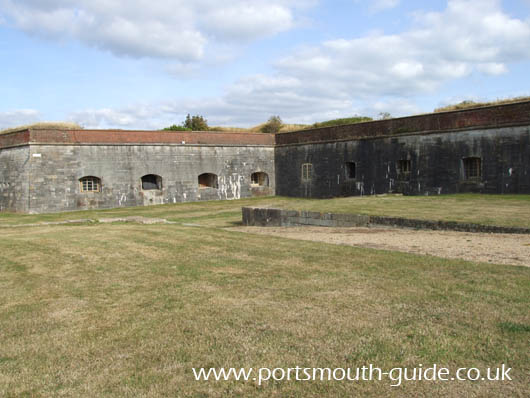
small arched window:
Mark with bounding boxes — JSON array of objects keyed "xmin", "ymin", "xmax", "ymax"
[
  {"xmin": 141, "ymin": 174, "xmax": 162, "ymax": 190},
  {"xmin": 251, "ymin": 172, "xmax": 269, "ymax": 187},
  {"xmin": 198, "ymin": 173, "xmax": 218, "ymax": 189},
  {"xmin": 79, "ymin": 176, "xmax": 101, "ymax": 193}
]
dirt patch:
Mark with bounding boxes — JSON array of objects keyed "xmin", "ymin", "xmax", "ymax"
[
  {"xmin": 0, "ymin": 216, "xmax": 175, "ymax": 228},
  {"xmin": 230, "ymin": 226, "xmax": 530, "ymax": 267}
]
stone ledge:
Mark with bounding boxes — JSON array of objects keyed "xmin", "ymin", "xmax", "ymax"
[{"xmin": 241, "ymin": 207, "xmax": 530, "ymax": 234}]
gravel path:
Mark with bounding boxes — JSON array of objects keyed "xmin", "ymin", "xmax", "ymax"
[{"xmin": 231, "ymin": 226, "xmax": 530, "ymax": 267}]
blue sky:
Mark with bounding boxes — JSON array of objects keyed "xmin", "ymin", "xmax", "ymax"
[{"xmin": 1, "ymin": 0, "xmax": 529, "ymax": 129}]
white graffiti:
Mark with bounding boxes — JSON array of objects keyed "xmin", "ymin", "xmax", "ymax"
[
  {"xmin": 118, "ymin": 193, "xmax": 127, "ymax": 206},
  {"xmin": 218, "ymin": 174, "xmax": 244, "ymax": 200}
]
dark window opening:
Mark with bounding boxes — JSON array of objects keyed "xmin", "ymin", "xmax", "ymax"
[
  {"xmin": 345, "ymin": 162, "xmax": 356, "ymax": 179},
  {"xmin": 141, "ymin": 174, "xmax": 162, "ymax": 190},
  {"xmin": 79, "ymin": 176, "xmax": 101, "ymax": 192},
  {"xmin": 398, "ymin": 159, "xmax": 411, "ymax": 174},
  {"xmin": 463, "ymin": 157, "xmax": 482, "ymax": 179},
  {"xmin": 301, "ymin": 163, "xmax": 312, "ymax": 181},
  {"xmin": 251, "ymin": 172, "xmax": 269, "ymax": 187},
  {"xmin": 199, "ymin": 173, "xmax": 218, "ymax": 189}
]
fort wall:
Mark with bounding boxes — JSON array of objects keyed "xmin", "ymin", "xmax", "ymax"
[
  {"xmin": 275, "ymin": 126, "xmax": 530, "ymax": 197},
  {"xmin": 1, "ymin": 101, "xmax": 529, "ymax": 213},
  {"xmin": 275, "ymin": 102, "xmax": 530, "ymax": 198},
  {"xmin": 22, "ymin": 143, "xmax": 274, "ymax": 213},
  {"xmin": 0, "ymin": 146, "xmax": 30, "ymax": 212}
]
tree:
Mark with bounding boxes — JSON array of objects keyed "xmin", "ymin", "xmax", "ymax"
[
  {"xmin": 378, "ymin": 112, "xmax": 392, "ymax": 120},
  {"xmin": 260, "ymin": 115, "xmax": 283, "ymax": 134},
  {"xmin": 183, "ymin": 114, "xmax": 209, "ymax": 131},
  {"xmin": 163, "ymin": 124, "xmax": 191, "ymax": 131}
]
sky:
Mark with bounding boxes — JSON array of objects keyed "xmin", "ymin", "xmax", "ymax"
[{"xmin": 1, "ymin": 0, "xmax": 530, "ymax": 130}]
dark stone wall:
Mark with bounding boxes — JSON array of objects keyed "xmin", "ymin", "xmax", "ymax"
[
  {"xmin": 275, "ymin": 126, "xmax": 530, "ymax": 198},
  {"xmin": 242, "ymin": 207, "xmax": 530, "ymax": 234},
  {"xmin": 21, "ymin": 144, "xmax": 274, "ymax": 213}
]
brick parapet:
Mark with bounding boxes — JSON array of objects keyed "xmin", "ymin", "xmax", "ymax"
[
  {"xmin": 0, "ymin": 129, "xmax": 275, "ymax": 149},
  {"xmin": 31, "ymin": 129, "xmax": 275, "ymax": 146},
  {"xmin": 0, "ymin": 129, "xmax": 30, "ymax": 149},
  {"xmin": 2, "ymin": 100, "xmax": 530, "ymax": 149},
  {"xmin": 274, "ymin": 100, "xmax": 530, "ymax": 145}
]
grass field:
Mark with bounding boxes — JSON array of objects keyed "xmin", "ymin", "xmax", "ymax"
[
  {"xmin": 1, "ymin": 195, "xmax": 529, "ymax": 397},
  {"xmin": 1, "ymin": 193, "xmax": 529, "ymax": 228}
]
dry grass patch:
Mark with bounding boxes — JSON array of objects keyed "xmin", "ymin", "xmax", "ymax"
[
  {"xmin": 0, "ymin": 218, "xmax": 529, "ymax": 397},
  {"xmin": 0, "ymin": 121, "xmax": 83, "ymax": 135},
  {"xmin": 434, "ymin": 97, "xmax": 530, "ymax": 113}
]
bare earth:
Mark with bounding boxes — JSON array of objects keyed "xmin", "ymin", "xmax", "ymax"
[{"xmin": 231, "ymin": 226, "xmax": 530, "ymax": 267}]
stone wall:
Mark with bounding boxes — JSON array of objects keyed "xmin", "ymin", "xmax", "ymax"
[
  {"xmin": 2, "ymin": 101, "xmax": 530, "ymax": 213},
  {"xmin": 275, "ymin": 126, "xmax": 530, "ymax": 198},
  {"xmin": 242, "ymin": 207, "xmax": 530, "ymax": 234},
  {"xmin": 0, "ymin": 146, "xmax": 30, "ymax": 212},
  {"xmin": 24, "ymin": 144, "xmax": 274, "ymax": 213}
]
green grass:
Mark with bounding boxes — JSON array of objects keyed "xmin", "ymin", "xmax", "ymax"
[
  {"xmin": 0, "ymin": 195, "xmax": 529, "ymax": 396},
  {"xmin": 306, "ymin": 116, "xmax": 373, "ymax": 129},
  {"xmin": 1, "ymin": 194, "xmax": 529, "ymax": 228}
]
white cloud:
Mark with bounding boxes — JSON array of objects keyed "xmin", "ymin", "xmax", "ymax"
[
  {"xmin": 69, "ymin": 104, "xmax": 164, "ymax": 130},
  {"xmin": 273, "ymin": 0, "xmax": 530, "ymax": 101},
  {"xmin": 476, "ymin": 62, "xmax": 508, "ymax": 75},
  {"xmin": 35, "ymin": 0, "xmax": 530, "ymax": 128},
  {"xmin": 201, "ymin": 4, "xmax": 294, "ymax": 41},
  {"xmin": 0, "ymin": 0, "xmax": 308, "ymax": 61},
  {"xmin": 0, "ymin": 109, "xmax": 41, "ymax": 130}
]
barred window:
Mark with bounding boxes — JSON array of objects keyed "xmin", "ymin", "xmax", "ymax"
[
  {"xmin": 463, "ymin": 157, "xmax": 481, "ymax": 179},
  {"xmin": 345, "ymin": 162, "xmax": 356, "ymax": 179},
  {"xmin": 198, "ymin": 173, "xmax": 218, "ymax": 189},
  {"xmin": 142, "ymin": 174, "xmax": 163, "ymax": 190},
  {"xmin": 398, "ymin": 159, "xmax": 411, "ymax": 174},
  {"xmin": 301, "ymin": 163, "xmax": 313, "ymax": 181},
  {"xmin": 251, "ymin": 172, "xmax": 269, "ymax": 187},
  {"xmin": 79, "ymin": 176, "xmax": 101, "ymax": 193}
]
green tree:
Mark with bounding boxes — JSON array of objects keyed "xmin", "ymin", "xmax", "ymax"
[
  {"xmin": 183, "ymin": 114, "xmax": 209, "ymax": 131},
  {"xmin": 260, "ymin": 115, "xmax": 283, "ymax": 134},
  {"xmin": 163, "ymin": 124, "xmax": 192, "ymax": 131},
  {"xmin": 378, "ymin": 112, "xmax": 392, "ymax": 120}
]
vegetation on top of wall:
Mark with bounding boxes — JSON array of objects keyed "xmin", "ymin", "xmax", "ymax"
[
  {"xmin": 305, "ymin": 116, "xmax": 373, "ymax": 130},
  {"xmin": 163, "ymin": 114, "xmax": 209, "ymax": 131},
  {"xmin": 0, "ymin": 122, "xmax": 83, "ymax": 135},
  {"xmin": 183, "ymin": 114, "xmax": 209, "ymax": 131},
  {"xmin": 209, "ymin": 123, "xmax": 309, "ymax": 134},
  {"xmin": 163, "ymin": 125, "xmax": 192, "ymax": 131},
  {"xmin": 434, "ymin": 96, "xmax": 530, "ymax": 113},
  {"xmin": 259, "ymin": 116, "xmax": 283, "ymax": 134}
]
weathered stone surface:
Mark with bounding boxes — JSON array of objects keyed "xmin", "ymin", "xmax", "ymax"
[
  {"xmin": 2, "ymin": 101, "xmax": 530, "ymax": 214},
  {"xmin": 241, "ymin": 207, "xmax": 530, "ymax": 234},
  {"xmin": 15, "ymin": 144, "xmax": 274, "ymax": 213},
  {"xmin": 275, "ymin": 126, "xmax": 530, "ymax": 198},
  {"xmin": 0, "ymin": 146, "xmax": 30, "ymax": 212}
]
